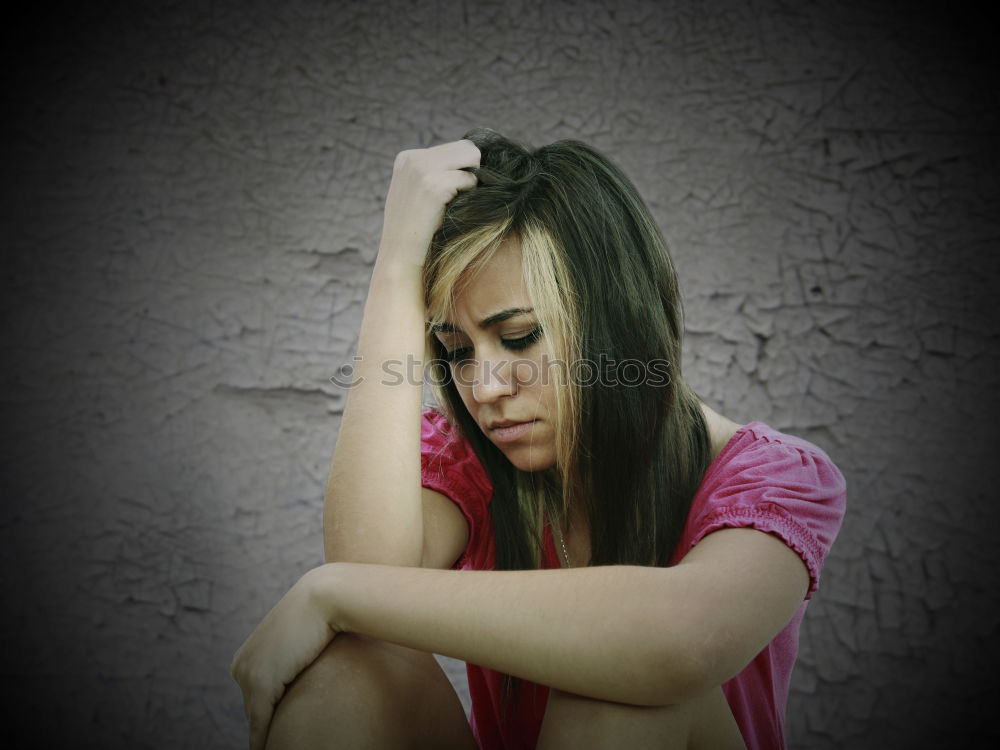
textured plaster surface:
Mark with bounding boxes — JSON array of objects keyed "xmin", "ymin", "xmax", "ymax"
[{"xmin": 2, "ymin": 0, "xmax": 997, "ymax": 747}]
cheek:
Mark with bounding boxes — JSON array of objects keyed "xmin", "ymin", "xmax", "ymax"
[
  {"xmin": 512, "ymin": 359, "xmax": 541, "ymax": 387},
  {"xmin": 448, "ymin": 361, "xmax": 474, "ymax": 390},
  {"xmin": 451, "ymin": 366, "xmax": 478, "ymax": 408},
  {"xmin": 513, "ymin": 347, "xmax": 560, "ymax": 393}
]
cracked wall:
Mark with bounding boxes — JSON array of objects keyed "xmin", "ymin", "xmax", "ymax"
[{"xmin": 2, "ymin": 0, "xmax": 997, "ymax": 747}]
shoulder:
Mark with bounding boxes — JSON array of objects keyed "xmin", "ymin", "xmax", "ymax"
[
  {"xmin": 420, "ymin": 406, "xmax": 477, "ymax": 469},
  {"xmin": 678, "ymin": 421, "xmax": 848, "ymax": 598},
  {"xmin": 709, "ymin": 421, "xmax": 846, "ymax": 490},
  {"xmin": 421, "ymin": 405, "xmax": 455, "ymax": 453},
  {"xmin": 420, "ymin": 406, "xmax": 493, "ymax": 505}
]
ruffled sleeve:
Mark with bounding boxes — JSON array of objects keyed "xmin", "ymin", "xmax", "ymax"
[
  {"xmin": 681, "ymin": 425, "xmax": 847, "ymax": 599},
  {"xmin": 420, "ymin": 407, "xmax": 494, "ymax": 570}
]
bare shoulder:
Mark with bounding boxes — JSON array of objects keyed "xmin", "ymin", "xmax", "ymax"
[{"xmin": 699, "ymin": 401, "xmax": 745, "ymax": 462}]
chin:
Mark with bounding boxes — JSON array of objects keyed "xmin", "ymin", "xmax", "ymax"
[{"xmin": 503, "ymin": 447, "xmax": 556, "ymax": 473}]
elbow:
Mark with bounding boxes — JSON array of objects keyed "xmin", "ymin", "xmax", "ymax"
[
  {"xmin": 643, "ymin": 624, "xmax": 717, "ymax": 707},
  {"xmin": 603, "ymin": 642, "xmax": 709, "ymax": 707},
  {"xmin": 651, "ymin": 650, "xmax": 712, "ymax": 707}
]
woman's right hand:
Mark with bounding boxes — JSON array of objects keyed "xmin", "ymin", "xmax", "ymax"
[{"xmin": 377, "ymin": 139, "xmax": 481, "ymax": 270}]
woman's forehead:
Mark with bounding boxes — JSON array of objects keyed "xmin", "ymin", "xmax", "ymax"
[{"xmin": 449, "ymin": 241, "xmax": 529, "ymax": 322}]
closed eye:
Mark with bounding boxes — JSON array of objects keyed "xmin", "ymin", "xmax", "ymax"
[
  {"xmin": 503, "ymin": 326, "xmax": 542, "ymax": 351},
  {"xmin": 442, "ymin": 327, "xmax": 543, "ymax": 363}
]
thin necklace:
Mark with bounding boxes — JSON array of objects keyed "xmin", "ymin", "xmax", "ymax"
[{"xmin": 555, "ymin": 516, "xmax": 572, "ymax": 568}]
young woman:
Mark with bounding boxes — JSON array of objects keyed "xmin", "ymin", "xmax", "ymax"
[{"xmin": 231, "ymin": 129, "xmax": 847, "ymax": 750}]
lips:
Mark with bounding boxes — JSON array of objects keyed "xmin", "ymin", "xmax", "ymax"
[
  {"xmin": 488, "ymin": 419, "xmax": 535, "ymax": 430},
  {"xmin": 488, "ymin": 419, "xmax": 538, "ymax": 444}
]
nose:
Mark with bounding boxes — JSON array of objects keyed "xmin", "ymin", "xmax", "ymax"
[{"xmin": 470, "ymin": 357, "xmax": 517, "ymax": 403}]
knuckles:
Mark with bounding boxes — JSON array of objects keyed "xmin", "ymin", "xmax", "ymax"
[
  {"xmin": 393, "ymin": 149, "xmax": 417, "ymax": 172},
  {"xmin": 389, "ymin": 142, "xmax": 478, "ymax": 209},
  {"xmin": 230, "ymin": 651, "xmax": 257, "ymax": 692},
  {"xmin": 394, "ymin": 149, "xmax": 433, "ymax": 182},
  {"xmin": 229, "ymin": 652, "xmax": 243, "ymax": 680},
  {"xmin": 419, "ymin": 171, "xmax": 449, "ymax": 199}
]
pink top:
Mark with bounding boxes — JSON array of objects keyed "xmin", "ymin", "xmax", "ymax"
[{"xmin": 420, "ymin": 407, "xmax": 847, "ymax": 750}]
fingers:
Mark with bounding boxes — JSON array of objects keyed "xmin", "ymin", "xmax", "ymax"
[
  {"xmin": 246, "ymin": 691, "xmax": 278, "ymax": 750},
  {"xmin": 391, "ymin": 147, "xmax": 479, "ymax": 205},
  {"xmin": 447, "ymin": 168, "xmax": 479, "ymax": 195},
  {"xmin": 378, "ymin": 138, "xmax": 481, "ymax": 266},
  {"xmin": 248, "ymin": 701, "xmax": 274, "ymax": 750},
  {"xmin": 233, "ymin": 659, "xmax": 281, "ymax": 750},
  {"xmin": 429, "ymin": 138, "xmax": 481, "ymax": 171},
  {"xmin": 394, "ymin": 139, "xmax": 480, "ymax": 176}
]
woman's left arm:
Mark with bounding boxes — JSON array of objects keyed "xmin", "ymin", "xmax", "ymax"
[
  {"xmin": 233, "ymin": 527, "xmax": 808, "ymax": 742},
  {"xmin": 329, "ymin": 527, "xmax": 809, "ymax": 703}
]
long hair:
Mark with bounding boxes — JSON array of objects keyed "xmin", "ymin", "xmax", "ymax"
[{"xmin": 422, "ymin": 128, "xmax": 713, "ymax": 717}]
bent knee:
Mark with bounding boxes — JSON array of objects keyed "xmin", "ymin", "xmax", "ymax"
[
  {"xmin": 266, "ymin": 634, "xmax": 471, "ymax": 750},
  {"xmin": 282, "ymin": 633, "xmax": 439, "ymax": 706}
]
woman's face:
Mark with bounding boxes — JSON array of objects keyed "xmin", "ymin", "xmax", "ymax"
[{"xmin": 433, "ymin": 236, "xmax": 558, "ymax": 472}]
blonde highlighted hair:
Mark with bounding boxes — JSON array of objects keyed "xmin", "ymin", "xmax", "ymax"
[
  {"xmin": 422, "ymin": 128, "xmax": 713, "ymax": 716},
  {"xmin": 424, "ymin": 217, "xmax": 582, "ymax": 568}
]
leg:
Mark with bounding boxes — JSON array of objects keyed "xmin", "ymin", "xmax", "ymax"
[
  {"xmin": 264, "ymin": 633, "xmax": 477, "ymax": 750},
  {"xmin": 536, "ymin": 685, "xmax": 745, "ymax": 750}
]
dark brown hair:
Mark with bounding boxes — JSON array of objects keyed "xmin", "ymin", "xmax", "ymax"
[{"xmin": 423, "ymin": 128, "xmax": 713, "ymax": 717}]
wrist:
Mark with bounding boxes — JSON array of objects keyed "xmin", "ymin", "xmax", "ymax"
[
  {"xmin": 304, "ymin": 562, "xmax": 352, "ymax": 633},
  {"xmin": 370, "ymin": 252, "xmax": 426, "ymax": 289},
  {"xmin": 375, "ymin": 228, "xmax": 430, "ymax": 266}
]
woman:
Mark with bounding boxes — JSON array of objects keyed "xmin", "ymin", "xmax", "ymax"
[{"xmin": 231, "ymin": 129, "xmax": 847, "ymax": 750}]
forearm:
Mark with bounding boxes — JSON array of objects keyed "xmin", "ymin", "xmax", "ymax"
[
  {"xmin": 324, "ymin": 258, "xmax": 427, "ymax": 566},
  {"xmin": 318, "ymin": 562, "xmax": 710, "ymax": 706}
]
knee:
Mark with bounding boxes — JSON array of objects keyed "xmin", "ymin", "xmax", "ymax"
[
  {"xmin": 292, "ymin": 632, "xmax": 436, "ymax": 701},
  {"xmin": 265, "ymin": 633, "xmax": 440, "ymax": 749}
]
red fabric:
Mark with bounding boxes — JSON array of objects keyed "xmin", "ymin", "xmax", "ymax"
[{"xmin": 420, "ymin": 407, "xmax": 847, "ymax": 750}]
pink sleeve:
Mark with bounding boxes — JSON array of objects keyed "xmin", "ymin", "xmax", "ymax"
[
  {"xmin": 685, "ymin": 440, "xmax": 847, "ymax": 599},
  {"xmin": 420, "ymin": 407, "xmax": 493, "ymax": 570}
]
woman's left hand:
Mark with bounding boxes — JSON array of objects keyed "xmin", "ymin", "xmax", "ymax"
[{"xmin": 230, "ymin": 565, "xmax": 341, "ymax": 750}]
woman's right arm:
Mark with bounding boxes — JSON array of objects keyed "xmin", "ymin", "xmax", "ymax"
[{"xmin": 323, "ymin": 140, "xmax": 480, "ymax": 567}]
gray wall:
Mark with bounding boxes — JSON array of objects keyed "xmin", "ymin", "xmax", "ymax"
[{"xmin": 2, "ymin": 0, "xmax": 997, "ymax": 747}]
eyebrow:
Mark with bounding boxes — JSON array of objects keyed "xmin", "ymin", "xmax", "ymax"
[{"xmin": 431, "ymin": 307, "xmax": 534, "ymax": 334}]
